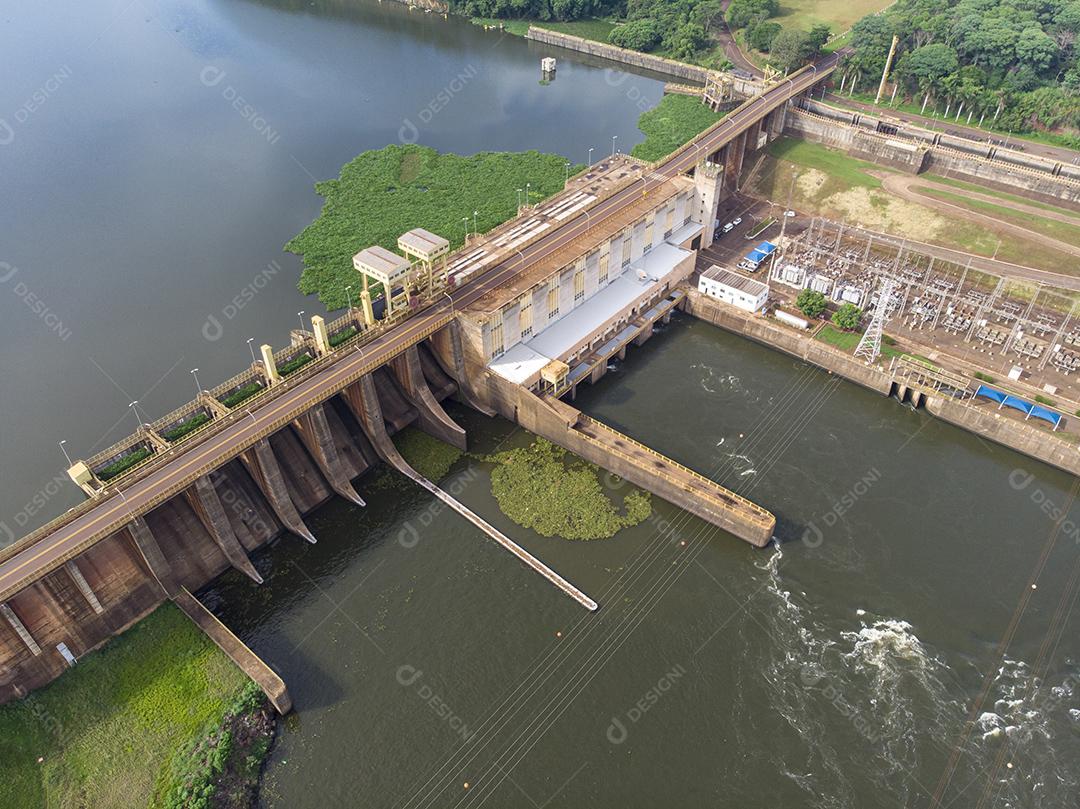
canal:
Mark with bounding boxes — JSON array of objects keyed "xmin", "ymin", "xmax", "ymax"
[{"xmin": 208, "ymin": 315, "xmax": 1080, "ymax": 807}]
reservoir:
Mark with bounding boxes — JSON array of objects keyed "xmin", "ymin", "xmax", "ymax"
[{"xmin": 2, "ymin": 2, "xmax": 1078, "ymax": 806}]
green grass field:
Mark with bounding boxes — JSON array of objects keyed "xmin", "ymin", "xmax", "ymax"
[
  {"xmin": 0, "ymin": 605, "xmax": 250, "ymax": 809},
  {"xmin": 631, "ymin": 94, "xmax": 725, "ymax": 162},
  {"xmin": 774, "ymin": 0, "xmax": 893, "ymax": 35},
  {"xmin": 765, "ymin": 137, "xmax": 884, "ymax": 190},
  {"xmin": 470, "ymin": 17, "xmax": 615, "ymax": 41},
  {"xmin": 923, "ymin": 175, "xmax": 1080, "ymax": 218},
  {"xmin": 914, "ymin": 186, "xmax": 1080, "ymax": 247}
]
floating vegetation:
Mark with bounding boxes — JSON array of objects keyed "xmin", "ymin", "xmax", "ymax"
[
  {"xmin": 395, "ymin": 427, "xmax": 463, "ymax": 482},
  {"xmin": 479, "ymin": 438, "xmax": 651, "ymax": 540}
]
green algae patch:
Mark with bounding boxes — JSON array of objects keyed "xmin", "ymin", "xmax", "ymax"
[
  {"xmin": 480, "ymin": 438, "xmax": 651, "ymax": 540},
  {"xmin": 286, "ymin": 144, "xmax": 576, "ymax": 310},
  {"xmin": 396, "ymin": 427, "xmax": 463, "ymax": 482}
]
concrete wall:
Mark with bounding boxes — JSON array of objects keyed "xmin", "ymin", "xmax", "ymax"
[
  {"xmin": 685, "ymin": 289, "xmax": 1080, "ymax": 478},
  {"xmin": 0, "ymin": 341, "xmax": 457, "ymax": 704},
  {"xmin": 788, "ymin": 104, "xmax": 1080, "ymax": 208}
]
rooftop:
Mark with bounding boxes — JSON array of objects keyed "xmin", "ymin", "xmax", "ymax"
[
  {"xmin": 397, "ymin": 228, "xmax": 449, "ymax": 259},
  {"xmin": 701, "ymin": 265, "xmax": 769, "ymax": 297},
  {"xmin": 468, "ymin": 176, "xmax": 693, "ymax": 315},
  {"xmin": 353, "ymin": 245, "xmax": 411, "ymax": 279}
]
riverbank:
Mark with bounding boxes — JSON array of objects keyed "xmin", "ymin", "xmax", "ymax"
[
  {"xmin": 0, "ymin": 604, "xmax": 271, "ymax": 808},
  {"xmin": 683, "ymin": 288, "xmax": 1080, "ymax": 477}
]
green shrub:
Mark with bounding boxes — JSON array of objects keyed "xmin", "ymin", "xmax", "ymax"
[
  {"xmin": 831, "ymin": 302, "xmax": 863, "ymax": 331},
  {"xmin": 1035, "ymin": 395, "xmax": 1055, "ymax": 406},
  {"xmin": 221, "ymin": 381, "xmax": 264, "ymax": 409},
  {"xmin": 609, "ymin": 18, "xmax": 661, "ymax": 51},
  {"xmin": 328, "ymin": 325, "xmax": 358, "ymax": 347},
  {"xmin": 973, "ymin": 371, "xmax": 995, "ymax": 383},
  {"xmin": 796, "ymin": 289, "xmax": 827, "ymax": 318},
  {"xmin": 277, "ymin": 353, "xmax": 313, "ymax": 377},
  {"xmin": 97, "ymin": 447, "xmax": 152, "ymax": 481},
  {"xmin": 162, "ymin": 413, "xmax": 211, "ymax": 443}
]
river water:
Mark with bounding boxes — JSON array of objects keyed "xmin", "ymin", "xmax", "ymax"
[
  {"xmin": 0, "ymin": 0, "xmax": 666, "ymax": 539},
  {"xmin": 6, "ymin": 2, "xmax": 1080, "ymax": 807}
]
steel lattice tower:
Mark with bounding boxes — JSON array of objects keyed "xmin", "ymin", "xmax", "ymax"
[{"xmin": 854, "ymin": 278, "xmax": 896, "ymax": 363}]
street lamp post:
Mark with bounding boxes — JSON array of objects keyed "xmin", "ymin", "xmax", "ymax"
[
  {"xmin": 564, "ymin": 162, "xmax": 570, "ymax": 185},
  {"xmin": 345, "ymin": 285, "xmax": 353, "ymax": 311},
  {"xmin": 587, "ymin": 147, "xmax": 594, "ymax": 166},
  {"xmin": 463, "ymin": 217, "xmax": 469, "ymax": 241},
  {"xmin": 611, "ymin": 135, "xmax": 618, "ymax": 159},
  {"xmin": 525, "ymin": 183, "xmax": 531, "ymax": 208},
  {"xmin": 190, "ymin": 368, "xmax": 202, "ymax": 396},
  {"xmin": 443, "ymin": 291, "xmax": 454, "ymax": 316},
  {"xmin": 297, "ymin": 311, "xmax": 306, "ymax": 333},
  {"xmin": 473, "ymin": 210, "xmax": 478, "ymax": 237},
  {"xmin": 59, "ymin": 440, "xmax": 72, "ymax": 467},
  {"xmin": 516, "ymin": 187, "xmax": 523, "ymax": 209},
  {"xmin": 246, "ymin": 337, "xmax": 257, "ymax": 364},
  {"xmin": 129, "ymin": 400, "xmax": 142, "ymax": 429}
]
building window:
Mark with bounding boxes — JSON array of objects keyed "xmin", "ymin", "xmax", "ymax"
[
  {"xmin": 574, "ymin": 268, "xmax": 585, "ymax": 303},
  {"xmin": 490, "ymin": 320, "xmax": 504, "ymax": 359},
  {"xmin": 644, "ymin": 219, "xmax": 654, "ymax": 253},
  {"xmin": 519, "ymin": 297, "xmax": 533, "ymax": 339},
  {"xmin": 665, "ymin": 207, "xmax": 674, "ymax": 237},
  {"xmin": 621, "ymin": 229, "xmax": 632, "ymax": 267},
  {"xmin": 547, "ymin": 279, "xmax": 560, "ymax": 320},
  {"xmin": 599, "ymin": 253, "xmax": 609, "ymax": 285}
]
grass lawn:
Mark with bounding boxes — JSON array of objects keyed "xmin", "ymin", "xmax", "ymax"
[
  {"xmin": 922, "ymin": 175, "xmax": 1080, "ymax": 219},
  {"xmin": 287, "ymin": 145, "xmax": 576, "ymax": 309},
  {"xmin": 765, "ymin": 137, "xmax": 884, "ymax": 190},
  {"xmin": 914, "ymin": 186, "xmax": 1080, "ymax": 247},
  {"xmin": 631, "ymin": 94, "xmax": 725, "ymax": 162},
  {"xmin": 816, "ymin": 325, "xmax": 910, "ymax": 359},
  {"xmin": 0, "ymin": 604, "xmax": 251, "ymax": 809},
  {"xmin": 774, "ymin": 0, "xmax": 893, "ymax": 35}
]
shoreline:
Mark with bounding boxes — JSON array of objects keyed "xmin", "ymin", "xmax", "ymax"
[{"xmin": 682, "ymin": 288, "xmax": 1080, "ymax": 478}]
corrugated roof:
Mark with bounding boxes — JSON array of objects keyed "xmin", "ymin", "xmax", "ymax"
[{"xmin": 701, "ymin": 265, "xmax": 768, "ymax": 297}]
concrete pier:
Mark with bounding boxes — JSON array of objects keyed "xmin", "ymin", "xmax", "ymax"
[
  {"xmin": 519, "ymin": 391, "xmax": 776, "ymax": 547},
  {"xmin": 392, "ymin": 346, "xmax": 467, "ymax": 450},
  {"xmin": 241, "ymin": 439, "xmax": 317, "ymax": 544},
  {"xmin": 1, "ymin": 603, "xmax": 41, "ymax": 656},
  {"xmin": 187, "ymin": 477, "xmax": 264, "ymax": 584},
  {"xmin": 294, "ymin": 404, "xmax": 366, "ymax": 506},
  {"xmin": 352, "ymin": 375, "xmax": 598, "ymax": 611},
  {"xmin": 173, "ymin": 588, "xmax": 292, "ymax": 714},
  {"xmin": 65, "ymin": 561, "xmax": 104, "ymax": 615},
  {"xmin": 128, "ymin": 517, "xmax": 180, "ymax": 597}
]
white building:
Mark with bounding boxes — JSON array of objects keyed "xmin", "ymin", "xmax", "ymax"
[{"xmin": 698, "ymin": 265, "xmax": 768, "ymax": 312}]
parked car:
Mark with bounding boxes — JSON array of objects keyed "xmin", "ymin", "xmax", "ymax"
[
  {"xmin": 722, "ymin": 222, "xmax": 734, "ymax": 233},
  {"xmin": 732, "ymin": 216, "xmax": 743, "ymax": 226}
]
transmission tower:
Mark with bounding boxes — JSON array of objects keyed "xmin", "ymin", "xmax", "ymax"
[{"xmin": 854, "ymin": 278, "xmax": 896, "ymax": 363}]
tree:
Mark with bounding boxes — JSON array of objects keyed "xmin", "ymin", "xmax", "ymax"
[
  {"xmin": 727, "ymin": 0, "xmax": 779, "ymax": 30},
  {"xmin": 807, "ymin": 23, "xmax": 832, "ymax": 54},
  {"xmin": 832, "ymin": 303, "xmax": 863, "ymax": 330},
  {"xmin": 769, "ymin": 29, "xmax": 813, "ymax": 72},
  {"xmin": 746, "ymin": 20, "xmax": 781, "ymax": 52},
  {"xmin": 668, "ymin": 22, "xmax": 709, "ymax": 60},
  {"xmin": 609, "ymin": 18, "xmax": 662, "ymax": 52},
  {"xmin": 796, "ymin": 289, "xmax": 827, "ymax": 318}
]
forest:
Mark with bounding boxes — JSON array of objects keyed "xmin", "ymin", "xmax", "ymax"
[{"xmin": 843, "ymin": 0, "xmax": 1080, "ymax": 139}]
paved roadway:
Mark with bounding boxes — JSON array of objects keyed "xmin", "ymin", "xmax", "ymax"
[{"xmin": 0, "ymin": 54, "xmax": 840, "ymax": 602}]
